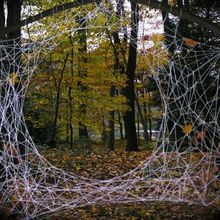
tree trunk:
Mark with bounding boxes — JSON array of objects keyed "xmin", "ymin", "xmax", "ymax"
[
  {"xmin": 101, "ymin": 112, "xmax": 107, "ymax": 143},
  {"xmin": 68, "ymin": 36, "xmax": 74, "ymax": 149},
  {"xmin": 50, "ymin": 54, "xmax": 69, "ymax": 147},
  {"xmin": 124, "ymin": 1, "xmax": 139, "ymax": 151},
  {"xmin": 108, "ymin": 86, "xmax": 115, "ymax": 151},
  {"xmin": 0, "ymin": 0, "xmax": 24, "ymax": 218},
  {"xmin": 135, "ymin": 94, "xmax": 149, "ymax": 143},
  {"xmin": 118, "ymin": 112, "xmax": 124, "ymax": 140},
  {"xmin": 0, "ymin": 0, "xmax": 5, "ymax": 34},
  {"xmin": 5, "ymin": 0, "xmax": 26, "ymax": 156},
  {"xmin": 68, "ymin": 89, "xmax": 74, "ymax": 149},
  {"xmin": 77, "ymin": 16, "xmax": 89, "ymax": 141},
  {"xmin": 148, "ymin": 93, "xmax": 152, "ymax": 139},
  {"xmin": 137, "ymin": 112, "xmax": 140, "ymax": 140},
  {"xmin": 106, "ymin": 0, "xmax": 124, "ymax": 150},
  {"xmin": 143, "ymin": 101, "xmax": 148, "ymax": 139}
]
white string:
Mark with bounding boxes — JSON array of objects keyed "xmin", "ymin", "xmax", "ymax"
[{"xmin": 0, "ymin": 0, "xmax": 220, "ymax": 219}]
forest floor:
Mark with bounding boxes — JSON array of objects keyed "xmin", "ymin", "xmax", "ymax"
[{"xmin": 41, "ymin": 141, "xmax": 220, "ymax": 220}]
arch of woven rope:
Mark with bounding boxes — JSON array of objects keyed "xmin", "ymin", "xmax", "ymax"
[{"xmin": 0, "ymin": 0, "xmax": 219, "ymax": 219}]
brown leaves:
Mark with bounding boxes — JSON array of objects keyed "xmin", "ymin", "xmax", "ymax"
[
  {"xmin": 42, "ymin": 146, "xmax": 150, "ymax": 180},
  {"xmin": 183, "ymin": 38, "xmax": 200, "ymax": 48},
  {"xmin": 51, "ymin": 201, "xmax": 220, "ymax": 220},
  {"xmin": 182, "ymin": 123, "xmax": 193, "ymax": 135},
  {"xmin": 41, "ymin": 146, "xmax": 220, "ymax": 219}
]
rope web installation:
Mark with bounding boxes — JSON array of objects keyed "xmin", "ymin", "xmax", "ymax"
[{"xmin": 0, "ymin": 0, "xmax": 219, "ymax": 219}]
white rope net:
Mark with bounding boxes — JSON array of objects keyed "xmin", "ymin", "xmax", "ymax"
[{"xmin": 0, "ymin": 0, "xmax": 219, "ymax": 219}]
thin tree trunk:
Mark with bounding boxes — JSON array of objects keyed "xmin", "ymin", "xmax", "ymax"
[
  {"xmin": 101, "ymin": 112, "xmax": 107, "ymax": 143},
  {"xmin": 108, "ymin": 86, "xmax": 116, "ymax": 150},
  {"xmin": 50, "ymin": 54, "xmax": 69, "ymax": 147},
  {"xmin": 0, "ymin": 0, "xmax": 5, "ymax": 34},
  {"xmin": 106, "ymin": 0, "xmax": 124, "ymax": 150},
  {"xmin": 118, "ymin": 112, "xmax": 124, "ymax": 140},
  {"xmin": 68, "ymin": 87, "xmax": 74, "ymax": 149},
  {"xmin": 77, "ymin": 16, "xmax": 89, "ymax": 140},
  {"xmin": 68, "ymin": 36, "xmax": 74, "ymax": 149},
  {"xmin": 135, "ymin": 94, "xmax": 149, "ymax": 143},
  {"xmin": 148, "ymin": 93, "xmax": 152, "ymax": 139},
  {"xmin": 137, "ymin": 112, "xmax": 140, "ymax": 140},
  {"xmin": 66, "ymin": 122, "xmax": 69, "ymax": 143},
  {"xmin": 142, "ymin": 75, "xmax": 149, "ymax": 140}
]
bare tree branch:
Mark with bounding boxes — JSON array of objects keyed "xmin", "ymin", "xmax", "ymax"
[
  {"xmin": 1, "ymin": 0, "xmax": 220, "ymax": 37},
  {"xmin": 0, "ymin": 0, "xmax": 94, "ymax": 37},
  {"xmin": 137, "ymin": 0, "xmax": 220, "ymax": 36}
]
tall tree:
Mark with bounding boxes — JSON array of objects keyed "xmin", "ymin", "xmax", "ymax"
[
  {"xmin": 107, "ymin": 0, "xmax": 139, "ymax": 151},
  {"xmin": 49, "ymin": 53, "xmax": 69, "ymax": 147},
  {"xmin": 77, "ymin": 16, "xmax": 89, "ymax": 141},
  {"xmin": 0, "ymin": 0, "xmax": 24, "ymax": 218},
  {"xmin": 0, "ymin": 0, "xmax": 5, "ymax": 35},
  {"xmin": 106, "ymin": 0, "xmax": 123, "ymax": 150},
  {"xmin": 67, "ymin": 35, "xmax": 75, "ymax": 149},
  {"xmin": 1, "ymin": 0, "xmax": 25, "ymax": 155},
  {"xmin": 123, "ymin": 1, "xmax": 139, "ymax": 151}
]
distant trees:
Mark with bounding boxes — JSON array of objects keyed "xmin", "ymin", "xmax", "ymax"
[
  {"xmin": 49, "ymin": 54, "xmax": 69, "ymax": 147},
  {"xmin": 25, "ymin": 35, "xmax": 127, "ymax": 147},
  {"xmin": 106, "ymin": 0, "xmax": 140, "ymax": 151},
  {"xmin": 135, "ymin": 33, "xmax": 167, "ymax": 143},
  {"xmin": 25, "ymin": 0, "xmax": 142, "ymax": 151}
]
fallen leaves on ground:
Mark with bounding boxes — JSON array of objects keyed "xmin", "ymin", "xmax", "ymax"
[
  {"xmin": 40, "ymin": 142, "xmax": 220, "ymax": 219},
  {"xmin": 41, "ymin": 144, "xmax": 151, "ymax": 179}
]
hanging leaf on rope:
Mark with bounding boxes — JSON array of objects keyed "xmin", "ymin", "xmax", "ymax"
[
  {"xmin": 182, "ymin": 123, "xmax": 193, "ymax": 135},
  {"xmin": 183, "ymin": 37, "xmax": 200, "ymax": 47},
  {"xmin": 7, "ymin": 72, "xmax": 19, "ymax": 86}
]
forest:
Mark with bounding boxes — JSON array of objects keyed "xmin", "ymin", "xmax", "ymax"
[
  {"xmin": 22, "ymin": 0, "xmax": 220, "ymax": 151},
  {"xmin": 0, "ymin": 0, "xmax": 220, "ymax": 219}
]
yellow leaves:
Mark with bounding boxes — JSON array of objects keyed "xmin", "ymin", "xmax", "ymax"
[
  {"xmin": 137, "ymin": 33, "xmax": 168, "ymax": 73},
  {"xmin": 151, "ymin": 34, "xmax": 164, "ymax": 42},
  {"xmin": 183, "ymin": 37, "xmax": 200, "ymax": 48},
  {"xmin": 95, "ymin": 13, "xmax": 107, "ymax": 27},
  {"xmin": 182, "ymin": 123, "xmax": 193, "ymax": 135},
  {"xmin": 137, "ymin": 47, "xmax": 168, "ymax": 73},
  {"xmin": 90, "ymin": 205, "xmax": 97, "ymax": 213},
  {"xmin": 10, "ymin": 194, "xmax": 18, "ymax": 204},
  {"xmin": 59, "ymin": 24, "xmax": 67, "ymax": 31},
  {"xmin": 7, "ymin": 72, "xmax": 19, "ymax": 86},
  {"xmin": 168, "ymin": 0, "xmax": 177, "ymax": 6},
  {"xmin": 63, "ymin": 154, "xmax": 71, "ymax": 161},
  {"xmin": 214, "ymin": 199, "xmax": 220, "ymax": 207},
  {"xmin": 76, "ymin": 166, "xmax": 81, "ymax": 171}
]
